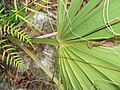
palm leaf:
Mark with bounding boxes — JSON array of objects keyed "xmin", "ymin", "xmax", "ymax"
[
  {"xmin": 57, "ymin": 0, "xmax": 120, "ymax": 89},
  {"xmin": 57, "ymin": 0, "xmax": 120, "ymax": 41}
]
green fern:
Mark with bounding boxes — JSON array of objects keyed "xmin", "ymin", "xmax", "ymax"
[
  {"xmin": 8, "ymin": 0, "xmax": 50, "ymax": 31},
  {"xmin": 0, "ymin": 0, "xmax": 50, "ymax": 79},
  {"xmin": 0, "ymin": 39, "xmax": 25, "ymax": 69},
  {"xmin": 3, "ymin": 21, "xmax": 33, "ymax": 47},
  {"xmin": 0, "ymin": 0, "xmax": 50, "ymax": 70}
]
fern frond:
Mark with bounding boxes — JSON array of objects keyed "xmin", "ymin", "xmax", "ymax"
[
  {"xmin": 13, "ymin": 0, "xmax": 18, "ymax": 11},
  {"xmin": 26, "ymin": 7, "xmax": 46, "ymax": 15},
  {"xmin": 33, "ymin": 2, "xmax": 51, "ymax": 8},
  {"xmin": 0, "ymin": 7, "xmax": 7, "ymax": 24},
  {"xmin": 0, "ymin": 39, "xmax": 7, "ymax": 44},
  {"xmin": 0, "ymin": 39, "xmax": 25, "ymax": 69},
  {"xmin": 3, "ymin": 22, "xmax": 34, "ymax": 49},
  {"xmin": 41, "ymin": 0, "xmax": 51, "ymax": 4},
  {"xmin": 0, "ymin": 7, "xmax": 5, "ymax": 13},
  {"xmin": 16, "ymin": 14, "xmax": 40, "ymax": 30},
  {"xmin": 1, "ymin": 0, "xmax": 50, "ymax": 32}
]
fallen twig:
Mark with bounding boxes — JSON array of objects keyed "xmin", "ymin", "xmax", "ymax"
[{"xmin": 36, "ymin": 32, "xmax": 57, "ymax": 38}]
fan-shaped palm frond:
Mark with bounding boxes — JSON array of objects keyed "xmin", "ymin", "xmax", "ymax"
[{"xmin": 57, "ymin": 0, "xmax": 120, "ymax": 90}]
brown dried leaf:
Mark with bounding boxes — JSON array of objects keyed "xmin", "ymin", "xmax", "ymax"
[
  {"xmin": 87, "ymin": 41, "xmax": 120, "ymax": 48},
  {"xmin": 13, "ymin": 76, "xmax": 26, "ymax": 84},
  {"xmin": 102, "ymin": 42, "xmax": 120, "ymax": 47},
  {"xmin": 87, "ymin": 41, "xmax": 101, "ymax": 48}
]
